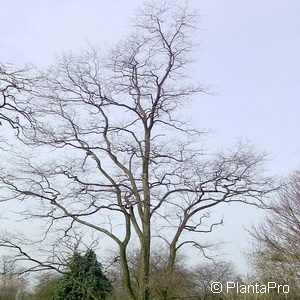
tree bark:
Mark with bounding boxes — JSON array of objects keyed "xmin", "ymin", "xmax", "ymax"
[{"xmin": 120, "ymin": 245, "xmax": 136, "ymax": 300}]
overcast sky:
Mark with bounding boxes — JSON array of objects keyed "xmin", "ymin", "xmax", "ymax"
[{"xmin": 1, "ymin": 0, "xmax": 299, "ymax": 274}]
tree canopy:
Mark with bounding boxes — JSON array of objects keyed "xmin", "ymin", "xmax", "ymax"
[{"xmin": 0, "ymin": 2, "xmax": 276, "ymax": 300}]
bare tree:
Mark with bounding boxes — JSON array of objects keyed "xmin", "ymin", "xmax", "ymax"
[
  {"xmin": 0, "ymin": 2, "xmax": 275, "ymax": 300},
  {"xmin": 193, "ymin": 260, "xmax": 239, "ymax": 299},
  {"xmin": 249, "ymin": 170, "xmax": 300, "ymax": 294},
  {"xmin": 0, "ymin": 255, "xmax": 29, "ymax": 300}
]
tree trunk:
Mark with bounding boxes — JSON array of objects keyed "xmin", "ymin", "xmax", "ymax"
[
  {"xmin": 137, "ymin": 127, "xmax": 151, "ymax": 300},
  {"xmin": 120, "ymin": 245, "xmax": 136, "ymax": 300},
  {"xmin": 160, "ymin": 243, "xmax": 177, "ymax": 300},
  {"xmin": 138, "ymin": 218, "xmax": 151, "ymax": 300}
]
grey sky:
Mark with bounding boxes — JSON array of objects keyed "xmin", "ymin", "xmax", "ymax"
[{"xmin": 1, "ymin": 0, "xmax": 299, "ymax": 273}]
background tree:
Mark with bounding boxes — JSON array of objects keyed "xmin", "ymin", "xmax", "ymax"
[
  {"xmin": 53, "ymin": 250, "xmax": 112, "ymax": 300},
  {"xmin": 249, "ymin": 170, "xmax": 300, "ymax": 297},
  {"xmin": 108, "ymin": 247, "xmax": 198, "ymax": 299},
  {"xmin": 28, "ymin": 273, "xmax": 60, "ymax": 300},
  {"xmin": 0, "ymin": 256, "xmax": 29, "ymax": 300},
  {"xmin": 193, "ymin": 260, "xmax": 239, "ymax": 299},
  {"xmin": 0, "ymin": 2, "xmax": 275, "ymax": 300}
]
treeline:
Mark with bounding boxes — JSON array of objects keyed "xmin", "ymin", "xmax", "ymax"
[{"xmin": 0, "ymin": 259, "xmax": 299, "ymax": 300}]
